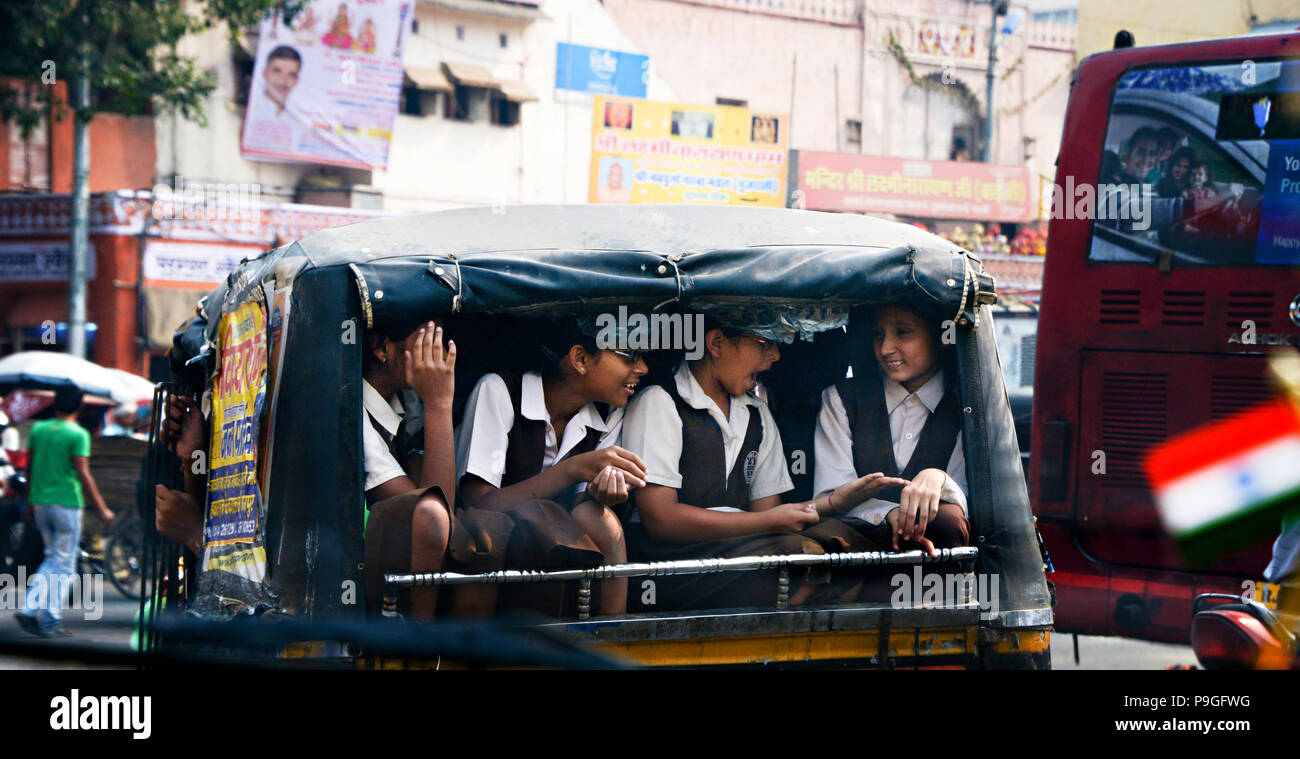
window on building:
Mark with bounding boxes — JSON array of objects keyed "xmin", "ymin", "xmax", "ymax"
[
  {"xmin": 716, "ymin": 97, "xmax": 748, "ymax": 107},
  {"xmin": 845, "ymin": 118, "xmax": 862, "ymax": 148},
  {"xmin": 897, "ymin": 73, "xmax": 980, "ymax": 162},
  {"xmin": 456, "ymin": 25, "xmax": 465, "ymax": 41},
  {"xmin": 499, "ymin": 33, "xmax": 508, "ymax": 48},
  {"xmin": 490, "ymin": 95, "xmax": 520, "ymax": 126},
  {"xmin": 403, "ymin": 68, "xmax": 453, "ymax": 118},
  {"xmin": 412, "ymin": 19, "xmax": 420, "ymax": 33},
  {"xmin": 401, "ymin": 87, "xmax": 429, "ymax": 116},
  {"xmin": 443, "ymin": 63, "xmax": 498, "ymax": 122},
  {"xmin": 232, "ymin": 45, "xmax": 255, "ymax": 108},
  {"xmin": 452, "ymin": 85, "xmax": 490, "ymax": 121}
]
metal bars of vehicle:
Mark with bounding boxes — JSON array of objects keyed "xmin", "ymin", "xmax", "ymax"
[
  {"xmin": 139, "ymin": 383, "xmax": 184, "ymax": 660},
  {"xmin": 385, "ymin": 547, "xmax": 980, "ymax": 620}
]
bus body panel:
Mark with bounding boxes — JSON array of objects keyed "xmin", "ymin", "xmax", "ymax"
[{"xmin": 1033, "ymin": 32, "xmax": 1300, "ymax": 641}]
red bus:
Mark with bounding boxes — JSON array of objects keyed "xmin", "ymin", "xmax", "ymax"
[{"xmin": 1032, "ymin": 31, "xmax": 1300, "ymax": 643}]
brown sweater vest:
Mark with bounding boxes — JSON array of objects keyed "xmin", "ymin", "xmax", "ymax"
[
  {"xmin": 833, "ymin": 371, "xmax": 961, "ymax": 505},
  {"xmin": 663, "ymin": 380, "xmax": 764, "ymax": 509},
  {"xmin": 495, "ymin": 372, "xmax": 606, "ymax": 508}
]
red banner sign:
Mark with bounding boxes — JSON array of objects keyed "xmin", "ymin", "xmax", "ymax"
[{"xmin": 794, "ymin": 151, "xmax": 1033, "ymax": 223}]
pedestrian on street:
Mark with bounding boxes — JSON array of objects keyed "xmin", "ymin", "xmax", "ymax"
[{"xmin": 15, "ymin": 385, "xmax": 115, "ymax": 638}]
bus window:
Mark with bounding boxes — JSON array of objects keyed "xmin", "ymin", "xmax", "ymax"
[{"xmin": 1086, "ymin": 59, "xmax": 1299, "ymax": 267}]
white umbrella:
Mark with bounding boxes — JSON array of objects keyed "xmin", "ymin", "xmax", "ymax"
[{"xmin": 0, "ymin": 351, "xmax": 155, "ymax": 405}]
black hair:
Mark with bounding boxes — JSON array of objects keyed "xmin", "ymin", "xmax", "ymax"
[
  {"xmin": 685, "ymin": 317, "xmax": 754, "ymax": 367},
  {"xmin": 53, "ymin": 384, "xmax": 84, "ymax": 415},
  {"xmin": 1154, "ymin": 126, "xmax": 1180, "ymax": 149},
  {"xmin": 1125, "ymin": 126, "xmax": 1161, "ymax": 153},
  {"xmin": 534, "ymin": 319, "xmax": 601, "ymax": 381},
  {"xmin": 267, "ymin": 45, "xmax": 302, "ymax": 66},
  {"xmin": 1168, "ymin": 146, "xmax": 1197, "ymax": 168},
  {"xmin": 701, "ymin": 316, "xmax": 747, "ymax": 340}
]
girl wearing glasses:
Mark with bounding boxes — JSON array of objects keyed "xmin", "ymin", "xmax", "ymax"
[
  {"xmin": 620, "ymin": 320, "xmax": 874, "ymax": 611},
  {"xmin": 455, "ymin": 320, "xmax": 650, "ymax": 615}
]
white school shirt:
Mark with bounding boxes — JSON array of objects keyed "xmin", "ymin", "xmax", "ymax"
[
  {"xmin": 812, "ymin": 369, "xmax": 968, "ymax": 526},
  {"xmin": 361, "ymin": 379, "xmax": 408, "ymax": 492},
  {"xmin": 455, "ymin": 371, "xmax": 622, "ymax": 496},
  {"xmin": 620, "ymin": 361, "xmax": 793, "ymax": 512}
]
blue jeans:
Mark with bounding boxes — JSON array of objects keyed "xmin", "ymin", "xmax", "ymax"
[{"xmin": 20, "ymin": 504, "xmax": 83, "ymax": 628}]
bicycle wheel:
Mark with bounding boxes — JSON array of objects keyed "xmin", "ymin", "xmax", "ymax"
[{"xmin": 104, "ymin": 517, "xmax": 144, "ymax": 599}]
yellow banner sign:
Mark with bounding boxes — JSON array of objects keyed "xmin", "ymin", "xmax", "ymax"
[{"xmin": 589, "ymin": 96, "xmax": 789, "ymax": 207}]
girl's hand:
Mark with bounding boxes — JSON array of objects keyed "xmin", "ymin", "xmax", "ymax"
[
  {"xmin": 587, "ymin": 466, "xmax": 632, "ymax": 508},
  {"xmin": 405, "ymin": 323, "xmax": 456, "ymax": 409},
  {"xmin": 885, "ymin": 506, "xmax": 939, "ymax": 558},
  {"xmin": 166, "ymin": 394, "xmax": 205, "ymax": 462},
  {"xmin": 563, "ymin": 446, "xmax": 647, "ymax": 488},
  {"xmin": 831, "ymin": 472, "xmax": 909, "ymax": 512},
  {"xmin": 155, "ymin": 484, "xmax": 203, "ymax": 554},
  {"xmin": 766, "ymin": 502, "xmax": 820, "ymax": 533},
  {"xmin": 896, "ymin": 468, "xmax": 946, "ymax": 543}
]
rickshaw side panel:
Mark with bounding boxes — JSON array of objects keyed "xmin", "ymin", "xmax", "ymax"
[{"xmin": 264, "ymin": 265, "xmax": 366, "ymax": 620}]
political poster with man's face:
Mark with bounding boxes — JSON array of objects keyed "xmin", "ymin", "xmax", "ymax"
[{"xmin": 240, "ymin": 0, "xmax": 414, "ymax": 170}]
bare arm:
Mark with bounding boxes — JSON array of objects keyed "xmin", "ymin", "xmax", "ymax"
[
  {"xmin": 635, "ymin": 484, "xmax": 818, "ymax": 543},
  {"xmin": 418, "ymin": 401, "xmax": 457, "ymax": 507},
  {"xmin": 161, "ymin": 393, "xmax": 207, "ymax": 552},
  {"xmin": 461, "ymin": 467, "xmax": 579, "ymax": 512},
  {"xmin": 72, "ymin": 456, "xmax": 113, "ymax": 521},
  {"xmin": 461, "ymin": 447, "xmax": 647, "ymax": 512}
]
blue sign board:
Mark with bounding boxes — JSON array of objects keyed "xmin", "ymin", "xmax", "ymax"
[{"xmin": 556, "ymin": 42, "xmax": 649, "ymax": 98}]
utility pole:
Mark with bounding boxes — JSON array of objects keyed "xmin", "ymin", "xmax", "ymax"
[
  {"xmin": 983, "ymin": 1, "xmax": 1006, "ymax": 163},
  {"xmin": 67, "ymin": 64, "xmax": 91, "ymax": 360}
]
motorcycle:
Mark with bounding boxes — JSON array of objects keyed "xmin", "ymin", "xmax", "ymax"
[{"xmin": 1190, "ymin": 591, "xmax": 1299, "ymax": 670}]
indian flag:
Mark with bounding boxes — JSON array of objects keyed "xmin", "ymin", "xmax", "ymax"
[{"xmin": 1146, "ymin": 399, "xmax": 1300, "ymax": 565}]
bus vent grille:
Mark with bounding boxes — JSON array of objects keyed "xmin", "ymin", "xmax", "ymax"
[
  {"xmin": 1210, "ymin": 375, "xmax": 1275, "ymax": 419},
  {"xmin": 1099, "ymin": 290, "xmax": 1140, "ymax": 325},
  {"xmin": 1019, "ymin": 334, "xmax": 1036, "ymax": 387},
  {"xmin": 1225, "ymin": 291, "xmax": 1274, "ymax": 329},
  {"xmin": 1161, "ymin": 290, "xmax": 1206, "ymax": 327},
  {"xmin": 1100, "ymin": 371, "xmax": 1168, "ymax": 485}
]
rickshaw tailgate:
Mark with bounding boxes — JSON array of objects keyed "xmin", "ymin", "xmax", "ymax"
[{"xmin": 544, "ymin": 603, "xmax": 982, "ymax": 668}]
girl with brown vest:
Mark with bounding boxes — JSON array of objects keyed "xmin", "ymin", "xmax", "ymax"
[
  {"xmin": 362, "ymin": 321, "xmax": 512, "ymax": 621},
  {"xmin": 621, "ymin": 321, "xmax": 878, "ymax": 611},
  {"xmin": 456, "ymin": 321, "xmax": 650, "ymax": 615},
  {"xmin": 813, "ymin": 303, "xmax": 971, "ymax": 557}
]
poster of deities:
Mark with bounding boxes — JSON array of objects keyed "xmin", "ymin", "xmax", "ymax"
[{"xmin": 241, "ymin": 0, "xmax": 414, "ymax": 169}]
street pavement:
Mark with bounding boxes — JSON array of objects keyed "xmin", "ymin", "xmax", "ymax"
[
  {"xmin": 0, "ymin": 589, "xmax": 137, "ymax": 669},
  {"xmin": 1051, "ymin": 632, "xmax": 1197, "ymax": 670}
]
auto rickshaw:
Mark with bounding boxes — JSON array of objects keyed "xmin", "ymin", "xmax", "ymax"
[{"xmin": 143, "ymin": 204, "xmax": 1053, "ymax": 669}]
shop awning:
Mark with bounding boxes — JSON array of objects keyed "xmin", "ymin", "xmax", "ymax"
[
  {"xmin": 441, "ymin": 62, "xmax": 498, "ymax": 89},
  {"xmin": 405, "ymin": 65, "xmax": 452, "ymax": 92},
  {"xmin": 494, "ymin": 78, "xmax": 538, "ymax": 103}
]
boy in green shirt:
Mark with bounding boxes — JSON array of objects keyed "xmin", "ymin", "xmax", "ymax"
[{"xmin": 16, "ymin": 385, "xmax": 114, "ymax": 637}]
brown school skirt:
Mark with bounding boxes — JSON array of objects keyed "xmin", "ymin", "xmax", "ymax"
[
  {"xmin": 625, "ymin": 517, "xmax": 872, "ymax": 612},
  {"xmin": 496, "ymin": 499, "xmax": 606, "ymax": 618},
  {"xmin": 363, "ymin": 486, "xmax": 515, "ymax": 615}
]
